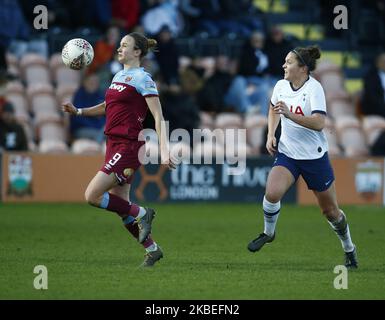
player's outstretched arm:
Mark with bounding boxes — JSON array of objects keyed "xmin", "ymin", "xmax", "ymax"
[{"xmin": 62, "ymin": 101, "xmax": 106, "ymax": 117}]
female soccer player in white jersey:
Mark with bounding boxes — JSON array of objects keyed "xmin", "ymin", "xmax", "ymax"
[
  {"xmin": 63, "ymin": 32, "xmax": 175, "ymax": 267},
  {"xmin": 247, "ymin": 45, "xmax": 358, "ymax": 268}
]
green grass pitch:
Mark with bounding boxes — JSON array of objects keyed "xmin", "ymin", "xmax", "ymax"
[{"xmin": 0, "ymin": 203, "xmax": 384, "ymax": 299}]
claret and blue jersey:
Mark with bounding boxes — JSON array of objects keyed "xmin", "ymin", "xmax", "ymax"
[{"xmin": 104, "ymin": 67, "xmax": 158, "ymax": 140}]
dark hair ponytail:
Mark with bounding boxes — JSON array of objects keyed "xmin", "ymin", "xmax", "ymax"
[
  {"xmin": 292, "ymin": 45, "xmax": 321, "ymax": 73},
  {"xmin": 128, "ymin": 32, "xmax": 158, "ymax": 58}
]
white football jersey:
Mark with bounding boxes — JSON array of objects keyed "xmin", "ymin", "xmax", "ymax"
[{"xmin": 270, "ymin": 76, "xmax": 328, "ymax": 160}]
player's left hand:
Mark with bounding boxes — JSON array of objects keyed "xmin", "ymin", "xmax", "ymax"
[{"xmin": 273, "ymin": 101, "xmax": 290, "ymax": 118}]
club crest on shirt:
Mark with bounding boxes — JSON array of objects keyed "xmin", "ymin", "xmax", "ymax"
[{"xmin": 125, "ymin": 76, "xmax": 132, "ymax": 82}]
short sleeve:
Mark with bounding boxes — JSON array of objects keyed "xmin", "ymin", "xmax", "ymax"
[
  {"xmin": 136, "ymin": 73, "xmax": 158, "ymax": 97},
  {"xmin": 270, "ymin": 81, "xmax": 281, "ymax": 106},
  {"xmin": 310, "ymin": 82, "xmax": 327, "ymax": 115}
]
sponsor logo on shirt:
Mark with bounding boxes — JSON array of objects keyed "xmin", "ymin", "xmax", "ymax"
[
  {"xmin": 109, "ymin": 83, "xmax": 126, "ymax": 92},
  {"xmin": 289, "ymin": 105, "xmax": 304, "ymax": 116}
]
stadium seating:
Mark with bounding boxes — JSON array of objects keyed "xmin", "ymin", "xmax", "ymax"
[
  {"xmin": 328, "ymin": 95, "xmax": 355, "ymax": 119},
  {"xmin": 39, "ymin": 122, "xmax": 66, "ymax": 142},
  {"xmin": 50, "ymin": 52, "xmax": 81, "ymax": 87},
  {"xmin": 199, "ymin": 111, "xmax": 215, "ymax": 130},
  {"xmin": 362, "ymin": 115, "xmax": 385, "ymax": 147},
  {"xmin": 345, "ymin": 79, "xmax": 363, "ymax": 95},
  {"xmin": 20, "ymin": 53, "xmax": 51, "ymax": 86},
  {"xmin": 71, "ymin": 138, "xmax": 102, "ymax": 154},
  {"xmin": 324, "ymin": 117, "xmax": 342, "ymax": 157},
  {"xmin": 55, "ymin": 83, "xmax": 78, "ymax": 105},
  {"xmin": 6, "ymin": 53, "xmax": 20, "ymax": 78},
  {"xmin": 244, "ymin": 114, "xmax": 268, "ymax": 156},
  {"xmin": 215, "ymin": 113, "xmax": 243, "ymax": 129},
  {"xmin": 27, "ymin": 83, "xmax": 61, "ymax": 126},
  {"xmin": 214, "ymin": 112, "xmax": 244, "ymax": 147},
  {"xmin": 39, "ymin": 139, "xmax": 68, "ymax": 153},
  {"xmin": 38, "ymin": 121, "xmax": 68, "ymax": 153},
  {"xmin": 5, "ymin": 80, "xmax": 29, "ymax": 123},
  {"xmin": 335, "ymin": 116, "xmax": 368, "ymax": 156}
]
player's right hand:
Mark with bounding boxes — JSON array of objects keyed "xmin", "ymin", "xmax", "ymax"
[
  {"xmin": 266, "ymin": 135, "xmax": 277, "ymax": 156},
  {"xmin": 62, "ymin": 102, "xmax": 78, "ymax": 115}
]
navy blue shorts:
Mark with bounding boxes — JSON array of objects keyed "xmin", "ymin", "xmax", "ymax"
[{"xmin": 273, "ymin": 152, "xmax": 335, "ymax": 192}]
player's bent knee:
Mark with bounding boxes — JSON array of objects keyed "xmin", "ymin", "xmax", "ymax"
[
  {"xmin": 84, "ymin": 189, "xmax": 101, "ymax": 207},
  {"xmin": 322, "ymin": 206, "xmax": 339, "ymax": 219},
  {"xmin": 264, "ymin": 191, "xmax": 281, "ymax": 204}
]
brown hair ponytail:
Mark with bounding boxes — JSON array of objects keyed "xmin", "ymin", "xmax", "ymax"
[
  {"xmin": 129, "ymin": 32, "xmax": 158, "ymax": 58},
  {"xmin": 292, "ymin": 45, "xmax": 321, "ymax": 73}
]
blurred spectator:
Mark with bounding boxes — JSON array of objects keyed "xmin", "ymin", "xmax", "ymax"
[
  {"xmin": 233, "ymin": 31, "xmax": 271, "ymax": 115},
  {"xmin": 161, "ymin": 90, "xmax": 200, "ymax": 145},
  {"xmin": 371, "ymin": 130, "xmax": 385, "ymax": 156},
  {"xmin": 197, "ymin": 55, "xmax": 235, "ymax": 113},
  {"xmin": 111, "ymin": 0, "xmax": 140, "ymax": 32},
  {"xmin": 154, "ymin": 25, "xmax": 179, "ymax": 85},
  {"xmin": 180, "ymin": 0, "xmax": 262, "ymax": 37},
  {"xmin": 87, "ymin": 25, "xmax": 121, "ymax": 79},
  {"xmin": 362, "ymin": 52, "xmax": 385, "ymax": 155},
  {"xmin": 55, "ymin": 0, "xmax": 111, "ymax": 30},
  {"xmin": 70, "ymin": 74, "xmax": 105, "ymax": 143},
  {"xmin": 362, "ymin": 52, "xmax": 385, "ymax": 118},
  {"xmin": 88, "ymin": 25, "xmax": 125, "ymax": 91},
  {"xmin": 238, "ymin": 31, "xmax": 269, "ymax": 79},
  {"xmin": 158, "ymin": 66, "xmax": 201, "ymax": 141},
  {"xmin": 265, "ymin": 25, "xmax": 294, "ymax": 82},
  {"xmin": 179, "ymin": 64, "xmax": 205, "ymax": 96},
  {"xmin": 219, "ymin": 0, "xmax": 263, "ymax": 36},
  {"xmin": 0, "ymin": 0, "xmax": 31, "ymax": 61},
  {"xmin": 0, "ymin": 101, "xmax": 28, "ymax": 151},
  {"xmin": 141, "ymin": 0, "xmax": 184, "ymax": 37}
]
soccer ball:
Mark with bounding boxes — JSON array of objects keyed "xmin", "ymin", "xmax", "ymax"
[{"xmin": 61, "ymin": 38, "xmax": 94, "ymax": 70}]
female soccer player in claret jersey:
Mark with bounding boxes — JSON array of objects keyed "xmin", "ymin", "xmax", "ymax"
[
  {"xmin": 63, "ymin": 32, "xmax": 175, "ymax": 267},
  {"xmin": 247, "ymin": 45, "xmax": 358, "ymax": 269}
]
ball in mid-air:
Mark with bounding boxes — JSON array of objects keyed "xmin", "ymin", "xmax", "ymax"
[{"xmin": 61, "ymin": 38, "xmax": 94, "ymax": 70}]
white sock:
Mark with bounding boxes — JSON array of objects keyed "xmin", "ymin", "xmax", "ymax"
[
  {"xmin": 263, "ymin": 196, "xmax": 281, "ymax": 237},
  {"xmin": 136, "ymin": 207, "xmax": 146, "ymax": 220},
  {"xmin": 328, "ymin": 211, "xmax": 355, "ymax": 252},
  {"xmin": 145, "ymin": 243, "xmax": 158, "ymax": 252}
]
